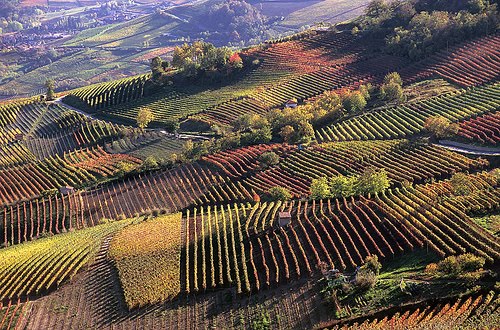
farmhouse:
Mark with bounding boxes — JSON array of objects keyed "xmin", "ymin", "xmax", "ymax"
[
  {"xmin": 59, "ymin": 186, "xmax": 75, "ymax": 195},
  {"xmin": 285, "ymin": 98, "xmax": 298, "ymax": 108},
  {"xmin": 278, "ymin": 211, "xmax": 291, "ymax": 227}
]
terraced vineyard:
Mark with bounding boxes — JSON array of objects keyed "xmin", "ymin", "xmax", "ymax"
[
  {"xmin": 0, "ymin": 146, "xmax": 141, "ymax": 205},
  {"xmin": 0, "ymin": 5, "xmax": 499, "ymax": 329},
  {"xmin": 185, "ymin": 176, "xmax": 499, "ymax": 293},
  {"xmin": 316, "ymin": 83, "xmax": 500, "ymax": 142},
  {"xmin": 458, "ymin": 111, "xmax": 500, "ymax": 145},
  {"xmin": 326, "ymin": 291, "xmax": 500, "ymax": 329},
  {"xmin": 65, "ymin": 74, "xmax": 150, "ymax": 110},
  {"xmin": 0, "ymin": 219, "xmax": 134, "ymax": 301}
]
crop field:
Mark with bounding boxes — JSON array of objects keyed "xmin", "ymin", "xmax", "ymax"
[
  {"xmin": 109, "ymin": 213, "xmax": 183, "ymax": 309},
  {"xmin": 0, "ymin": 4, "xmax": 499, "ymax": 328}
]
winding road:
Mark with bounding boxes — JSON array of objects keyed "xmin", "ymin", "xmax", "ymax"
[{"xmin": 435, "ymin": 140, "xmax": 500, "ymax": 156}]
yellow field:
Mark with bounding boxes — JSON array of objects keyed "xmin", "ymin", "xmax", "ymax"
[{"xmin": 109, "ymin": 213, "xmax": 183, "ymax": 309}]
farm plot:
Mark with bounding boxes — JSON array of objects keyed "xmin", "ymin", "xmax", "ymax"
[
  {"xmin": 109, "ymin": 213, "xmax": 183, "ymax": 309},
  {"xmin": 0, "ymin": 219, "xmax": 134, "ymax": 301},
  {"xmin": 316, "ymin": 83, "xmax": 500, "ymax": 142}
]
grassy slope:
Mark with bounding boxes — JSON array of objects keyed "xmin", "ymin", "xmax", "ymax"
[{"xmin": 277, "ymin": 0, "xmax": 370, "ymax": 29}]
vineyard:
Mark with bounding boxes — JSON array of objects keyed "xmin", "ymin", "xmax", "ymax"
[
  {"xmin": 0, "ymin": 219, "xmax": 134, "ymax": 302},
  {"xmin": 109, "ymin": 213, "xmax": 183, "ymax": 309},
  {"xmin": 458, "ymin": 111, "xmax": 500, "ymax": 145},
  {"xmin": 316, "ymin": 83, "xmax": 500, "ymax": 142},
  {"xmin": 183, "ymin": 180, "xmax": 499, "ymax": 294},
  {"xmin": 326, "ymin": 291, "xmax": 500, "ymax": 329},
  {"xmin": 0, "ymin": 6, "xmax": 499, "ymax": 329}
]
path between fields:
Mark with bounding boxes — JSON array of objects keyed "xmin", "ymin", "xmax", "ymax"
[
  {"xmin": 54, "ymin": 97, "xmax": 209, "ymax": 140},
  {"xmin": 435, "ymin": 140, "xmax": 500, "ymax": 156}
]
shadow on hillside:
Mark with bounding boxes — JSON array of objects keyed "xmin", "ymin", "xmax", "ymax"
[{"xmin": 92, "ymin": 275, "xmax": 326, "ymax": 329}]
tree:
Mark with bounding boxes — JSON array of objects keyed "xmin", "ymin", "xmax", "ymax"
[
  {"xmin": 267, "ymin": 186, "xmax": 292, "ymax": 201},
  {"xmin": 279, "ymin": 125, "xmax": 295, "ymax": 143},
  {"xmin": 136, "ymin": 108, "xmax": 155, "ymax": 130},
  {"xmin": 150, "ymin": 56, "xmax": 165, "ymax": 83},
  {"xmin": 383, "ymin": 72, "xmax": 403, "ymax": 85},
  {"xmin": 269, "ymin": 106, "xmax": 315, "ymax": 144},
  {"xmin": 342, "ymin": 91, "xmax": 367, "ymax": 112},
  {"xmin": 355, "ymin": 167, "xmax": 390, "ymax": 195},
  {"xmin": 310, "ymin": 177, "xmax": 331, "ymax": 199},
  {"xmin": 380, "ymin": 72, "xmax": 404, "ymax": 103},
  {"xmin": 164, "ymin": 120, "xmax": 180, "ymax": 133},
  {"xmin": 45, "ymin": 79, "xmax": 55, "ymax": 101},
  {"xmin": 330, "ymin": 175, "xmax": 357, "ymax": 198},
  {"xmin": 259, "ymin": 152, "xmax": 279, "ymax": 168},
  {"xmin": 424, "ymin": 116, "xmax": 459, "ymax": 138},
  {"xmin": 240, "ymin": 126, "xmax": 272, "ymax": 145},
  {"xmin": 450, "ymin": 172, "xmax": 473, "ymax": 196},
  {"xmin": 380, "ymin": 82, "xmax": 405, "ymax": 103},
  {"xmin": 233, "ymin": 114, "xmax": 268, "ymax": 131},
  {"xmin": 142, "ymin": 156, "xmax": 159, "ymax": 170}
]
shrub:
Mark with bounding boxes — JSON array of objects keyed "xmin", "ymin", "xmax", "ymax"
[
  {"xmin": 267, "ymin": 186, "xmax": 292, "ymax": 201},
  {"xmin": 259, "ymin": 152, "xmax": 280, "ymax": 168},
  {"xmin": 456, "ymin": 253, "xmax": 485, "ymax": 272},
  {"xmin": 424, "ymin": 116, "xmax": 459, "ymax": 138},
  {"xmin": 354, "ymin": 270, "xmax": 377, "ymax": 291},
  {"xmin": 361, "ymin": 255, "xmax": 382, "ymax": 275},
  {"xmin": 437, "ymin": 255, "xmax": 460, "ymax": 275},
  {"xmin": 450, "ymin": 172, "xmax": 473, "ymax": 196}
]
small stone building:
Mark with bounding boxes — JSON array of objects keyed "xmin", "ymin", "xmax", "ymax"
[
  {"xmin": 59, "ymin": 186, "xmax": 75, "ymax": 195},
  {"xmin": 278, "ymin": 211, "xmax": 291, "ymax": 227},
  {"xmin": 285, "ymin": 99, "xmax": 298, "ymax": 108}
]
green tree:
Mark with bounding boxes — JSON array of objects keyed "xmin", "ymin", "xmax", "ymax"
[
  {"xmin": 45, "ymin": 79, "xmax": 55, "ymax": 101},
  {"xmin": 142, "ymin": 156, "xmax": 159, "ymax": 170},
  {"xmin": 383, "ymin": 72, "xmax": 403, "ymax": 85},
  {"xmin": 240, "ymin": 126, "xmax": 272, "ymax": 145},
  {"xmin": 259, "ymin": 152, "xmax": 280, "ymax": 168},
  {"xmin": 164, "ymin": 120, "xmax": 180, "ymax": 133},
  {"xmin": 380, "ymin": 82, "xmax": 405, "ymax": 103},
  {"xmin": 150, "ymin": 56, "xmax": 165, "ymax": 83},
  {"xmin": 342, "ymin": 91, "xmax": 367, "ymax": 112},
  {"xmin": 424, "ymin": 116, "xmax": 459, "ymax": 138},
  {"xmin": 267, "ymin": 186, "xmax": 292, "ymax": 201},
  {"xmin": 310, "ymin": 177, "xmax": 331, "ymax": 199},
  {"xmin": 136, "ymin": 108, "xmax": 155, "ymax": 130},
  {"xmin": 330, "ymin": 175, "xmax": 357, "ymax": 197},
  {"xmin": 355, "ymin": 167, "xmax": 390, "ymax": 195}
]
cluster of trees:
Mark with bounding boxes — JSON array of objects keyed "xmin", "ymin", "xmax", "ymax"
[
  {"xmin": 423, "ymin": 115, "xmax": 459, "ymax": 139},
  {"xmin": 425, "ymin": 253, "xmax": 487, "ymax": 282},
  {"xmin": 322, "ymin": 255, "xmax": 382, "ymax": 315},
  {"xmin": 355, "ymin": 0, "xmax": 499, "ymax": 59},
  {"xmin": 379, "ymin": 72, "xmax": 405, "ymax": 103},
  {"xmin": 149, "ymin": 41, "xmax": 244, "ymax": 84},
  {"xmin": 0, "ymin": 0, "xmax": 45, "ymax": 33},
  {"xmin": 201, "ymin": 0, "xmax": 268, "ymax": 45},
  {"xmin": 225, "ymin": 76, "xmax": 404, "ymax": 147},
  {"xmin": 310, "ymin": 168, "xmax": 390, "ymax": 199}
]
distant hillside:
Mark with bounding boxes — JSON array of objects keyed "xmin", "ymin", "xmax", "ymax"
[{"xmin": 0, "ymin": 0, "xmax": 370, "ymax": 100}]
